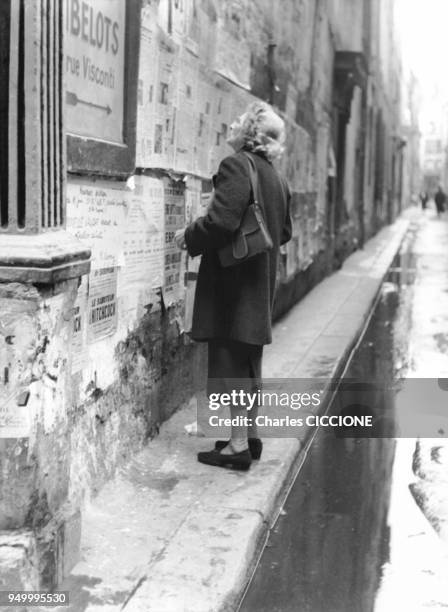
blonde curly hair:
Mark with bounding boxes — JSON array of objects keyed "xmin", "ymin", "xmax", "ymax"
[{"xmin": 240, "ymin": 101, "xmax": 285, "ymax": 161}]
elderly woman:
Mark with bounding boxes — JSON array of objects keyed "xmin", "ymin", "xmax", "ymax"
[{"xmin": 175, "ymin": 101, "xmax": 292, "ymax": 470}]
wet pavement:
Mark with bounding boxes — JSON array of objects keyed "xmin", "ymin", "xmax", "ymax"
[{"xmin": 240, "ymin": 212, "xmax": 448, "ymax": 612}]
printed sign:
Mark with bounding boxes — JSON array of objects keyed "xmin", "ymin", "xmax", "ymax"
[
  {"xmin": 123, "ymin": 176, "xmax": 165, "ymax": 287},
  {"xmin": 65, "ymin": 0, "xmax": 126, "ymax": 143},
  {"xmin": 174, "ymin": 48, "xmax": 199, "ymax": 172},
  {"xmin": 184, "ymin": 177, "xmax": 207, "ymax": 332},
  {"xmin": 136, "ymin": 16, "xmax": 159, "ymax": 166},
  {"xmin": 88, "ymin": 266, "xmax": 118, "ymax": 342},
  {"xmin": 164, "ymin": 178, "xmax": 186, "ymax": 303},
  {"xmin": 71, "ymin": 276, "xmax": 88, "ymax": 373}
]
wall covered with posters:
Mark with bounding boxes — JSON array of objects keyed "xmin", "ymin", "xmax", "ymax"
[
  {"xmin": 59, "ymin": 0, "xmax": 406, "ymax": 528},
  {"xmin": 59, "ymin": 0, "xmax": 338, "ymax": 517},
  {"xmin": 0, "ymin": 0, "xmax": 410, "ymax": 589}
]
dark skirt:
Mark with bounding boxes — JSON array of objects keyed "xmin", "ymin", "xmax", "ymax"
[{"xmin": 207, "ymin": 339, "xmax": 263, "ymax": 397}]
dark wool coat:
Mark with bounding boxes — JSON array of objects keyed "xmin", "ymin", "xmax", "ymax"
[{"xmin": 185, "ymin": 150, "xmax": 292, "ymax": 345}]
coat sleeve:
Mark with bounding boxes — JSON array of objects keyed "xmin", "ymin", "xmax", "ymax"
[
  {"xmin": 280, "ymin": 180, "xmax": 292, "ymax": 246},
  {"xmin": 184, "ymin": 155, "xmax": 251, "ymax": 257}
]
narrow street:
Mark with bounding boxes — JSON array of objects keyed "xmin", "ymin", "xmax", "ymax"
[
  {"xmin": 240, "ymin": 208, "xmax": 448, "ymax": 612},
  {"xmin": 2, "ymin": 1, "xmax": 448, "ymax": 609}
]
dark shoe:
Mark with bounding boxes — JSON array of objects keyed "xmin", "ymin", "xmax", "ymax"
[
  {"xmin": 198, "ymin": 446, "xmax": 252, "ymax": 471},
  {"xmin": 214, "ymin": 438, "xmax": 262, "ymax": 460}
]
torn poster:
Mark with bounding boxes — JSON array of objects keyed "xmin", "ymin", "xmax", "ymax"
[{"xmin": 71, "ymin": 276, "xmax": 89, "ymax": 373}]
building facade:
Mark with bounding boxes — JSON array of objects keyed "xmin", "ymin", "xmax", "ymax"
[
  {"xmin": 420, "ymin": 89, "xmax": 448, "ymax": 194},
  {"xmin": 0, "ymin": 0, "xmax": 412, "ymax": 587}
]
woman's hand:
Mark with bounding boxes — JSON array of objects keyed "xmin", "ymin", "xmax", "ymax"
[{"xmin": 174, "ymin": 228, "xmax": 187, "ymax": 250}]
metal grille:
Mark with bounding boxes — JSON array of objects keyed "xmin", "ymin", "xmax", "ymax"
[
  {"xmin": 0, "ymin": 1, "xmax": 10, "ymax": 228},
  {"xmin": 0, "ymin": 0, "xmax": 65, "ymax": 234}
]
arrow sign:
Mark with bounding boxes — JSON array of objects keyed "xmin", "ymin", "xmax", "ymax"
[{"xmin": 66, "ymin": 91, "xmax": 112, "ymax": 115}]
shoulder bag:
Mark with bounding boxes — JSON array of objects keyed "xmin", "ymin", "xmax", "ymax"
[{"xmin": 218, "ymin": 152, "xmax": 273, "ymax": 268}]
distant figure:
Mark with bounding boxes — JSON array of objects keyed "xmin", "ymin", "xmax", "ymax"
[
  {"xmin": 419, "ymin": 191, "xmax": 428, "ymax": 210},
  {"xmin": 434, "ymin": 186, "xmax": 446, "ymax": 217}
]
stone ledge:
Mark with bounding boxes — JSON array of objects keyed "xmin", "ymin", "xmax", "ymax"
[
  {"xmin": 0, "ymin": 531, "xmax": 39, "ymax": 590},
  {"xmin": 0, "ymin": 230, "xmax": 91, "ymax": 284}
]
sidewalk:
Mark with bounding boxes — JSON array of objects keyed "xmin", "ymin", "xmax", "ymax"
[{"xmin": 56, "ymin": 212, "xmax": 413, "ymax": 612}]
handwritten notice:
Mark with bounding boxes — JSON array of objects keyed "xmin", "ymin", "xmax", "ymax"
[
  {"xmin": 88, "ymin": 266, "xmax": 118, "ymax": 342},
  {"xmin": 66, "ymin": 179, "xmax": 126, "ymax": 269},
  {"xmin": 164, "ymin": 178, "xmax": 185, "ymax": 304},
  {"xmin": 65, "ymin": 0, "xmax": 126, "ymax": 143}
]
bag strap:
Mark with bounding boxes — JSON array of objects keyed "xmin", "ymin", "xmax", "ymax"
[
  {"xmin": 241, "ymin": 151, "xmax": 287, "ymax": 212},
  {"xmin": 277, "ymin": 174, "xmax": 289, "ymax": 212},
  {"xmin": 240, "ymin": 151, "xmax": 259, "ymax": 206}
]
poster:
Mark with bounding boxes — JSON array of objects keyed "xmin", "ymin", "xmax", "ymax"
[
  {"xmin": 152, "ymin": 29, "xmax": 179, "ymax": 168},
  {"xmin": 136, "ymin": 21, "xmax": 179, "ymax": 169},
  {"xmin": 136, "ymin": 13, "xmax": 159, "ymax": 167},
  {"xmin": 209, "ymin": 78, "xmax": 233, "ymax": 172},
  {"xmin": 197, "ymin": 0, "xmax": 217, "ymax": 63},
  {"xmin": 185, "ymin": 176, "xmax": 203, "ymax": 224},
  {"xmin": 174, "ymin": 48, "xmax": 199, "ymax": 172},
  {"xmin": 0, "ymin": 392, "xmax": 30, "ymax": 438},
  {"xmin": 163, "ymin": 178, "xmax": 186, "ymax": 304},
  {"xmin": 66, "ymin": 179, "xmax": 127, "ymax": 269},
  {"xmin": 184, "ymin": 177, "xmax": 209, "ymax": 332},
  {"xmin": 157, "ymin": 0, "xmax": 187, "ymax": 44},
  {"xmin": 285, "ymin": 82, "xmax": 298, "ymax": 120},
  {"xmin": 123, "ymin": 176, "xmax": 165, "ymax": 287},
  {"xmin": 71, "ymin": 276, "xmax": 89, "ymax": 373},
  {"xmin": 214, "ymin": 2, "xmax": 251, "ymax": 89},
  {"xmin": 185, "ymin": 0, "xmax": 201, "ymax": 56},
  {"xmin": 194, "ymin": 67, "xmax": 214, "ymax": 176},
  {"xmin": 65, "ymin": 0, "xmax": 126, "ymax": 143},
  {"xmin": 87, "ymin": 267, "xmax": 119, "ymax": 342},
  {"xmin": 281, "ymin": 121, "xmax": 311, "ymax": 193}
]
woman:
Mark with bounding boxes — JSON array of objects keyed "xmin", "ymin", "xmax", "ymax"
[{"xmin": 175, "ymin": 101, "xmax": 292, "ymax": 470}]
